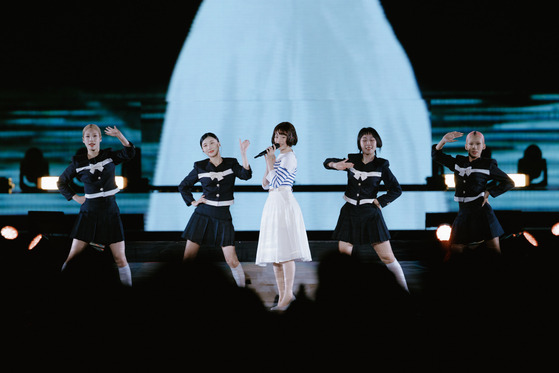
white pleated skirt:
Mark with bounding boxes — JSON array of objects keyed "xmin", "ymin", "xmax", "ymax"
[{"xmin": 256, "ymin": 187, "xmax": 312, "ymax": 266}]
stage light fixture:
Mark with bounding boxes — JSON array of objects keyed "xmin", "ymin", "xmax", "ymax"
[
  {"xmin": 28, "ymin": 234, "xmax": 43, "ymax": 250},
  {"xmin": 443, "ymin": 173, "xmax": 529, "ymax": 188},
  {"xmin": 115, "ymin": 176, "xmax": 127, "ymax": 189},
  {"xmin": 552, "ymin": 222, "xmax": 559, "ymax": 236},
  {"xmin": 1, "ymin": 226, "xmax": 18, "ymax": 240},
  {"xmin": 436, "ymin": 224, "xmax": 452, "ymax": 242},
  {"xmin": 37, "ymin": 176, "xmax": 59, "ymax": 191},
  {"xmin": 443, "ymin": 174, "xmax": 455, "ymax": 188},
  {"xmin": 38, "ymin": 176, "xmax": 127, "ymax": 190},
  {"xmin": 509, "ymin": 173, "xmax": 529, "ymax": 188},
  {"xmin": 522, "ymin": 231, "xmax": 538, "ymax": 247}
]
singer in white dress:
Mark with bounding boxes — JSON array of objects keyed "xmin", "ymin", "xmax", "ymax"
[{"xmin": 256, "ymin": 122, "xmax": 311, "ymax": 311}]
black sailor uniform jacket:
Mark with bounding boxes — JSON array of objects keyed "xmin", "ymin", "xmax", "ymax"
[
  {"xmin": 178, "ymin": 158, "xmax": 252, "ymax": 207},
  {"xmin": 431, "ymin": 144, "xmax": 514, "ymax": 203},
  {"xmin": 324, "ymin": 154, "xmax": 402, "ymax": 208},
  {"xmin": 58, "ymin": 144, "xmax": 136, "ymax": 200}
]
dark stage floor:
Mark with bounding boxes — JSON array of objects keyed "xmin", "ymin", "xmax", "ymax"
[{"xmin": 122, "ymin": 235, "xmax": 436, "ymax": 305}]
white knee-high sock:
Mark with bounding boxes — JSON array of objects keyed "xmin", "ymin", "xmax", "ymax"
[
  {"xmin": 231, "ymin": 263, "xmax": 246, "ymax": 287},
  {"xmin": 118, "ymin": 264, "xmax": 132, "ymax": 287},
  {"xmin": 385, "ymin": 260, "xmax": 409, "ymax": 292}
]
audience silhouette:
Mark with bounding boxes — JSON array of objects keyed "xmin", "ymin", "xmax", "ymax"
[{"xmin": 1, "ymin": 240, "xmax": 554, "ymax": 370}]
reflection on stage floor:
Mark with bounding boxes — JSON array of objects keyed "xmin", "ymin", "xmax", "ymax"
[{"xmin": 129, "ymin": 260, "xmax": 427, "ymax": 308}]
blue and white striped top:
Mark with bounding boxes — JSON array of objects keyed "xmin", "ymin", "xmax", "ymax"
[{"xmin": 264, "ymin": 151, "xmax": 297, "ymax": 189}]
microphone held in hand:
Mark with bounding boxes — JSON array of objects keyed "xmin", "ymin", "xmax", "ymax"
[{"xmin": 254, "ymin": 144, "xmax": 280, "ymax": 158}]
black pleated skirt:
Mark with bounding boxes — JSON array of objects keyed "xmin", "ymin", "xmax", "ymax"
[
  {"xmin": 70, "ymin": 196, "xmax": 125, "ymax": 245},
  {"xmin": 450, "ymin": 202, "xmax": 504, "ymax": 245},
  {"xmin": 332, "ymin": 202, "xmax": 391, "ymax": 245},
  {"xmin": 182, "ymin": 204, "xmax": 235, "ymax": 247}
]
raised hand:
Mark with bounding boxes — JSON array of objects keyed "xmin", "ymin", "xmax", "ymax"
[
  {"xmin": 442, "ymin": 131, "xmax": 464, "ymax": 144},
  {"xmin": 239, "ymin": 139, "xmax": 250, "ymax": 154},
  {"xmin": 104, "ymin": 126, "xmax": 122, "ymax": 137},
  {"xmin": 264, "ymin": 145, "xmax": 276, "ymax": 170},
  {"xmin": 105, "ymin": 126, "xmax": 131, "ymax": 146},
  {"xmin": 239, "ymin": 139, "xmax": 251, "ymax": 170},
  {"xmin": 436, "ymin": 131, "xmax": 464, "ymax": 150}
]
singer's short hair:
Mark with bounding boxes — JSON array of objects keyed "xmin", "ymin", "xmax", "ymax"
[{"xmin": 272, "ymin": 122, "xmax": 298, "ymax": 146}]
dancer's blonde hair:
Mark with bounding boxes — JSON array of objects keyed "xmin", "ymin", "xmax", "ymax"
[{"xmin": 82, "ymin": 124, "xmax": 102, "ymax": 137}]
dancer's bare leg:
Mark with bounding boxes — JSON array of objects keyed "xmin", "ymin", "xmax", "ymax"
[
  {"xmin": 279, "ymin": 260, "xmax": 295, "ymax": 307},
  {"xmin": 338, "ymin": 241, "xmax": 353, "ymax": 255},
  {"xmin": 109, "ymin": 241, "xmax": 128, "ymax": 268},
  {"xmin": 273, "ymin": 262, "xmax": 286, "ymax": 305},
  {"xmin": 61, "ymin": 239, "xmax": 88, "ymax": 270},
  {"xmin": 183, "ymin": 240, "xmax": 201, "ymax": 261},
  {"xmin": 222, "ymin": 245, "xmax": 240, "ymax": 268},
  {"xmin": 109, "ymin": 240, "xmax": 132, "ymax": 286},
  {"xmin": 372, "ymin": 241, "xmax": 396, "ymax": 264},
  {"xmin": 273, "ymin": 260, "xmax": 296, "ymax": 308},
  {"xmin": 485, "ymin": 237, "xmax": 501, "ymax": 254},
  {"xmin": 222, "ymin": 245, "xmax": 245, "ymax": 287},
  {"xmin": 373, "ymin": 240, "xmax": 409, "ymax": 292}
]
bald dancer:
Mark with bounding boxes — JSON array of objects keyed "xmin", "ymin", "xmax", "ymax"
[{"xmin": 432, "ymin": 131, "xmax": 515, "ymax": 256}]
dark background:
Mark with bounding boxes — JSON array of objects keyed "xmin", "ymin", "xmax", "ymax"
[{"xmin": 1, "ymin": 0, "xmax": 558, "ymax": 95}]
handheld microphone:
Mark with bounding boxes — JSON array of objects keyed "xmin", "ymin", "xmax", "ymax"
[{"xmin": 254, "ymin": 144, "xmax": 280, "ymax": 158}]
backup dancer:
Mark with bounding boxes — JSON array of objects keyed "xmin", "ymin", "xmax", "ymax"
[
  {"xmin": 179, "ymin": 133, "xmax": 251, "ymax": 287},
  {"xmin": 256, "ymin": 122, "xmax": 312, "ymax": 310},
  {"xmin": 433, "ymin": 131, "xmax": 514, "ymax": 255},
  {"xmin": 324, "ymin": 127, "xmax": 408, "ymax": 291},
  {"xmin": 58, "ymin": 124, "xmax": 135, "ymax": 286}
]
